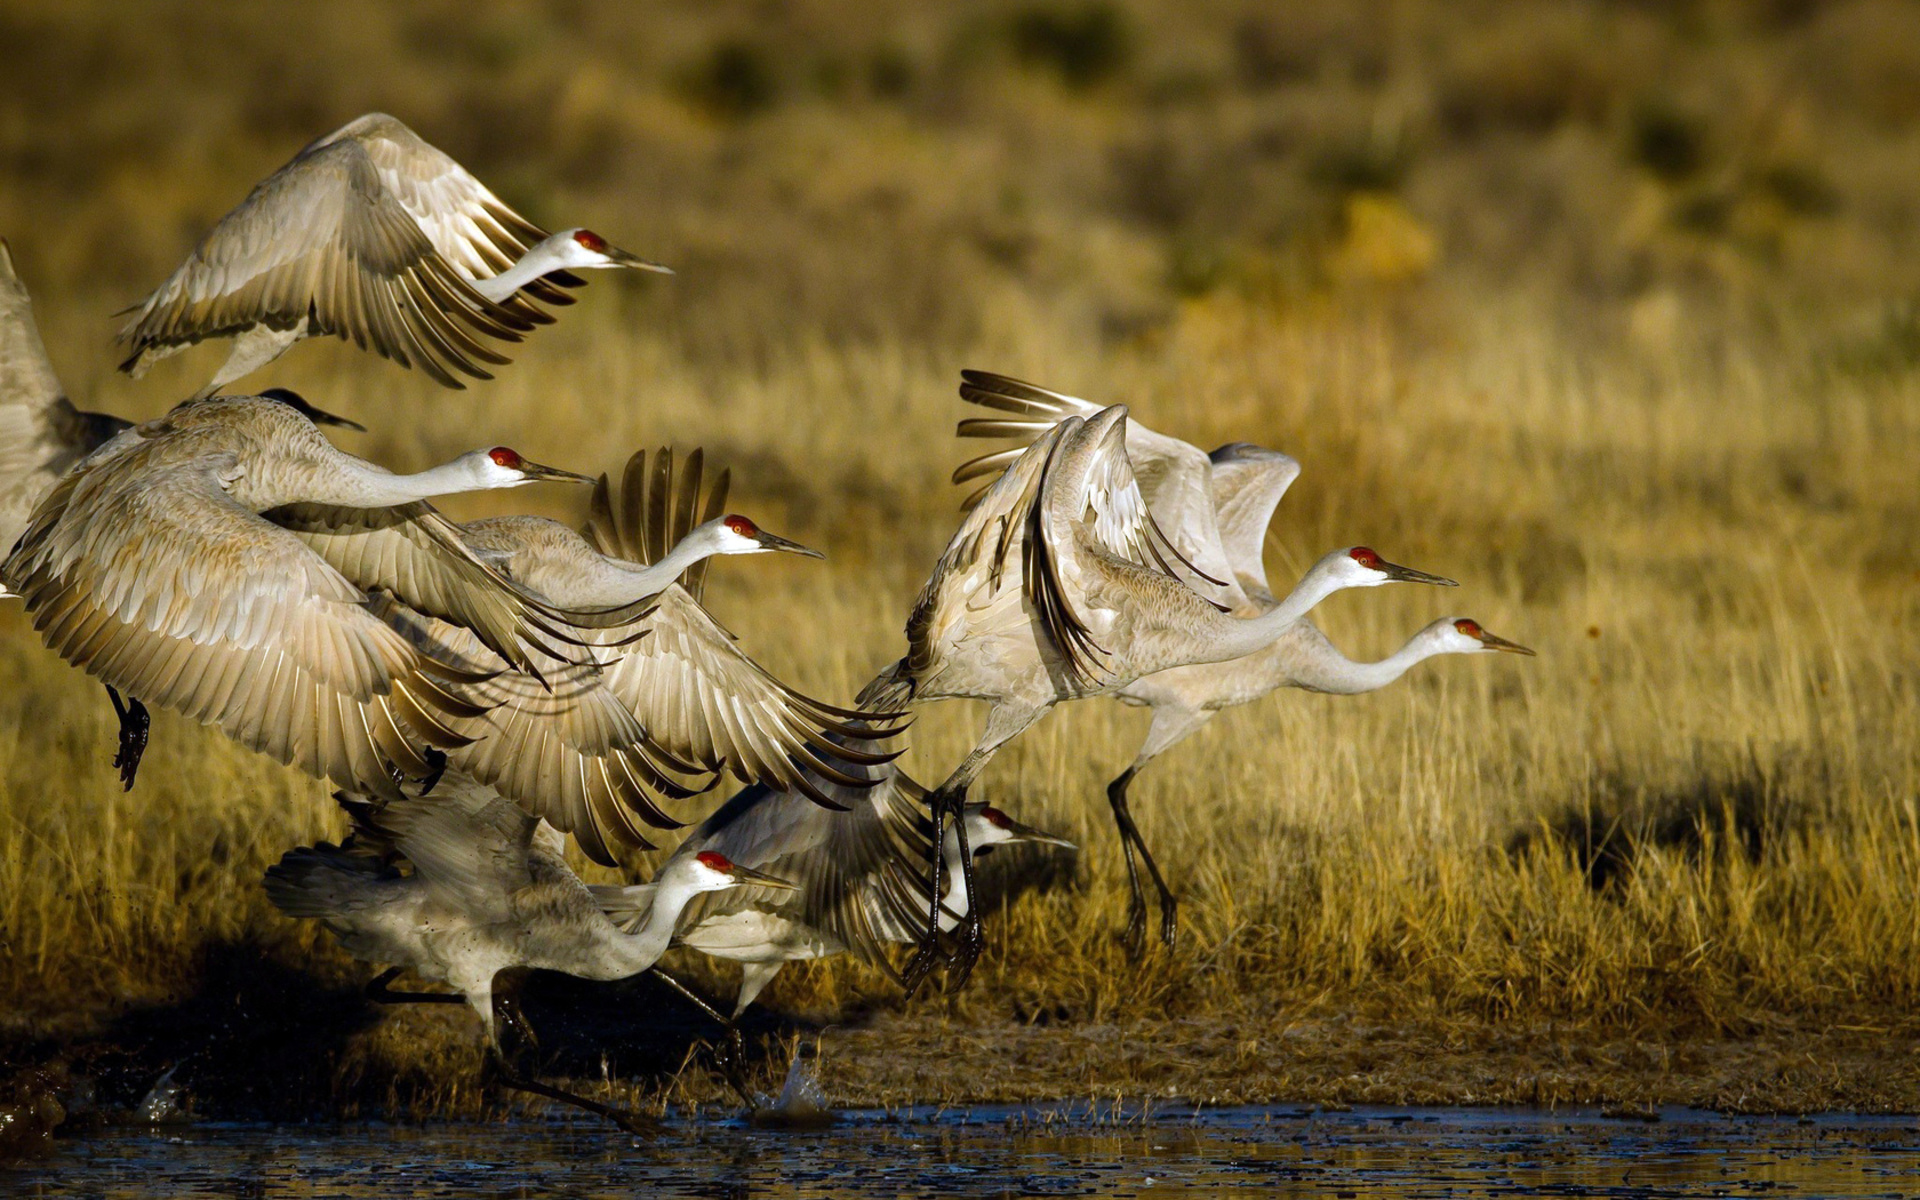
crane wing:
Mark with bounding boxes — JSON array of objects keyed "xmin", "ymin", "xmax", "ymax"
[
  {"xmin": 268, "ymin": 501, "xmax": 653, "ymax": 678},
  {"xmin": 0, "ymin": 240, "xmax": 129, "ymax": 567},
  {"xmin": 952, "ymin": 370, "xmax": 1241, "ymax": 605},
  {"xmin": 371, "ymin": 598, "xmax": 704, "ymax": 866},
  {"xmin": 342, "ymin": 113, "xmax": 581, "ymax": 313},
  {"xmin": 583, "ymin": 446, "xmax": 730, "ymax": 603},
  {"xmin": 643, "ymin": 754, "xmax": 935, "ymax": 975},
  {"xmin": 0, "ymin": 447, "xmax": 487, "ymax": 791},
  {"xmin": 598, "ymin": 585, "xmax": 907, "ymax": 808},
  {"xmin": 332, "ymin": 775, "xmax": 537, "ymax": 920},
  {"xmin": 1206, "ymin": 444, "xmax": 1301, "ymax": 600},
  {"xmin": 116, "ymin": 133, "xmax": 536, "ymax": 388}
]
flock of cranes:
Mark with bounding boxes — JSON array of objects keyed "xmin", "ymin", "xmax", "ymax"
[{"xmin": 0, "ymin": 113, "xmax": 1531, "ymax": 1130}]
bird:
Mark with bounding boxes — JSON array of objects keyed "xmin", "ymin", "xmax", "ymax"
[
  {"xmin": 117, "ymin": 113, "xmax": 669, "ymax": 399},
  {"xmin": 865, "ymin": 384, "xmax": 1456, "ymax": 989},
  {"xmin": 0, "ymin": 239, "xmax": 361, "ymax": 580},
  {"xmin": 950, "ymin": 372, "xmax": 1534, "ymax": 948},
  {"xmin": 0, "ymin": 393, "xmax": 643, "ymax": 798},
  {"xmin": 356, "ymin": 446, "xmax": 909, "ymax": 865},
  {"xmin": 263, "ymin": 773, "xmax": 794, "ymax": 1132},
  {"xmin": 590, "ymin": 750, "xmax": 1073, "ymax": 1021}
]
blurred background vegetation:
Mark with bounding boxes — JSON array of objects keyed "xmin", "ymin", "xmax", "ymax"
[{"xmin": 2, "ymin": 0, "xmax": 1919, "ymax": 1113}]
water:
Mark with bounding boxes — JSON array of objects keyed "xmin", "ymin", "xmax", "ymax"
[{"xmin": 7, "ymin": 1105, "xmax": 1918, "ymax": 1198}]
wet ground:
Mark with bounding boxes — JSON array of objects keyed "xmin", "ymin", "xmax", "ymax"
[{"xmin": 6, "ymin": 1105, "xmax": 1919, "ymax": 1198}]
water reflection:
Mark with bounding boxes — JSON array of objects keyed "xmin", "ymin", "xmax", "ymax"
[{"xmin": 7, "ymin": 1105, "xmax": 1918, "ymax": 1198}]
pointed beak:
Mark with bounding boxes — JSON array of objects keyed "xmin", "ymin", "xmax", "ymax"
[
  {"xmin": 728, "ymin": 863, "xmax": 799, "ymax": 891},
  {"xmin": 755, "ymin": 530, "xmax": 825, "ymax": 560},
  {"xmin": 307, "ymin": 409, "xmax": 368, "ymax": 433},
  {"xmin": 1004, "ymin": 818, "xmax": 1076, "ymax": 850},
  {"xmin": 606, "ymin": 243, "xmax": 674, "ymax": 275},
  {"xmin": 1379, "ymin": 559, "xmax": 1458, "ymax": 587},
  {"xmin": 1475, "ymin": 629, "xmax": 1537, "ymax": 656},
  {"xmin": 518, "ymin": 459, "xmax": 599, "ymax": 485}
]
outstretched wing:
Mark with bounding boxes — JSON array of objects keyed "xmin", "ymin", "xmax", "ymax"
[
  {"xmin": 647, "ymin": 749, "xmax": 935, "ymax": 974},
  {"xmin": 269, "ymin": 501, "xmax": 651, "ymax": 678},
  {"xmin": 117, "ymin": 126, "xmax": 536, "ymax": 388},
  {"xmin": 346, "ymin": 113, "xmax": 581, "ymax": 312},
  {"xmin": 1206, "ymin": 443, "xmax": 1301, "ymax": 600},
  {"xmin": 951, "ymin": 370, "xmax": 1241, "ymax": 604},
  {"xmin": 333, "ymin": 773, "xmax": 538, "ymax": 921},
  {"xmin": 1, "ymin": 445, "xmax": 485, "ymax": 791}
]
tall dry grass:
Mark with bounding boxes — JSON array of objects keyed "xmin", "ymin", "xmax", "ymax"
[{"xmin": 1, "ymin": 0, "xmax": 1917, "ymax": 1101}]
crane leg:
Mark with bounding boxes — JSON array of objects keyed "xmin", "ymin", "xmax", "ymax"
[
  {"xmin": 899, "ymin": 784, "xmax": 967, "ymax": 996},
  {"xmin": 647, "ymin": 968, "xmax": 758, "ymax": 1110},
  {"xmin": 484, "ymin": 1046, "xmax": 659, "ymax": 1137},
  {"xmin": 364, "ymin": 967, "xmax": 465, "ymax": 1005},
  {"xmin": 492, "ymin": 971, "xmax": 541, "ymax": 1057},
  {"xmin": 104, "ymin": 685, "xmax": 149, "ymax": 792},
  {"xmin": 1107, "ymin": 768, "xmax": 1178, "ymax": 951},
  {"xmin": 944, "ymin": 799, "xmax": 985, "ymax": 994}
]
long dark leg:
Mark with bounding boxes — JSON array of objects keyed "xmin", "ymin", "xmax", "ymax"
[
  {"xmin": 943, "ymin": 794, "xmax": 984, "ymax": 994},
  {"xmin": 898, "ymin": 785, "xmax": 957, "ymax": 997},
  {"xmin": 104, "ymin": 686, "xmax": 149, "ymax": 792},
  {"xmin": 1108, "ymin": 768, "xmax": 1178, "ymax": 949},
  {"xmin": 492, "ymin": 971, "xmax": 540, "ymax": 1057},
  {"xmin": 364, "ymin": 966, "xmax": 465, "ymax": 1005},
  {"xmin": 648, "ymin": 968, "xmax": 757, "ymax": 1110},
  {"xmin": 1107, "ymin": 769, "xmax": 1151, "ymax": 956},
  {"xmin": 485, "ymin": 1046, "xmax": 659, "ymax": 1136}
]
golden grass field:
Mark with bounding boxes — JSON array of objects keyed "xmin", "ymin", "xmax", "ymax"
[{"xmin": 2, "ymin": 0, "xmax": 1918, "ymax": 1116}]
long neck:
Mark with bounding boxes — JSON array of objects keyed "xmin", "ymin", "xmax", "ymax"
[
  {"xmin": 607, "ymin": 877, "xmax": 701, "ymax": 975},
  {"xmin": 570, "ymin": 530, "xmax": 721, "ymax": 607},
  {"xmin": 474, "ymin": 237, "xmax": 571, "ymax": 303},
  {"xmin": 1205, "ymin": 565, "xmax": 1353, "ymax": 662},
  {"xmin": 1290, "ymin": 630, "xmax": 1449, "ymax": 695},
  {"xmin": 302, "ymin": 449, "xmax": 491, "ymax": 508}
]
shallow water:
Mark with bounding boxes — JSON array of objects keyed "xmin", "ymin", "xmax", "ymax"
[{"xmin": 7, "ymin": 1105, "xmax": 1919, "ymax": 1198}]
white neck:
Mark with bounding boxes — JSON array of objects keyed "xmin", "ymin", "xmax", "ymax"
[
  {"xmin": 1289, "ymin": 629, "xmax": 1455, "ymax": 695},
  {"xmin": 1206, "ymin": 561, "xmax": 1354, "ymax": 662},
  {"xmin": 306, "ymin": 449, "xmax": 500, "ymax": 508},
  {"xmin": 607, "ymin": 875, "xmax": 703, "ymax": 976},
  {"xmin": 474, "ymin": 235, "xmax": 575, "ymax": 303},
  {"xmin": 571, "ymin": 526, "xmax": 725, "ymax": 607}
]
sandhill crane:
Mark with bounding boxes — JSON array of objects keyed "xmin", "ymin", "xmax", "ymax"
[
  {"xmin": 264, "ymin": 774, "xmax": 793, "ymax": 1131},
  {"xmin": 0, "ymin": 394, "xmax": 648, "ymax": 798},
  {"xmin": 950, "ymin": 372, "xmax": 1534, "ymax": 948},
  {"xmin": 1, "ymin": 240, "xmax": 364, "ymax": 575},
  {"xmin": 118, "ymin": 113, "xmax": 668, "ymax": 399},
  {"xmin": 867, "ymin": 387, "xmax": 1455, "ymax": 988},
  {"xmin": 351, "ymin": 447, "xmax": 908, "ymax": 865},
  {"xmin": 592, "ymin": 750, "xmax": 1072, "ymax": 1020}
]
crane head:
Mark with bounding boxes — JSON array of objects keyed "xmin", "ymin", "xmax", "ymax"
[
  {"xmin": 464, "ymin": 446, "xmax": 596, "ymax": 487},
  {"xmin": 1437, "ymin": 617, "xmax": 1536, "ymax": 656},
  {"xmin": 710, "ymin": 514, "xmax": 825, "ymax": 560},
  {"xmin": 1329, "ymin": 546, "xmax": 1458, "ymax": 589},
  {"xmin": 958, "ymin": 804, "xmax": 1077, "ymax": 856},
  {"xmin": 689, "ymin": 850, "xmax": 799, "ymax": 892},
  {"xmin": 555, "ymin": 227, "xmax": 673, "ymax": 274}
]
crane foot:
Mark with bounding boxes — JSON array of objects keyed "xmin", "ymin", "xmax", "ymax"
[{"xmin": 105, "ymin": 686, "xmax": 150, "ymax": 791}]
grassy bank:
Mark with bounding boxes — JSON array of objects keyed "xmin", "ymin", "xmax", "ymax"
[{"xmin": 1, "ymin": 0, "xmax": 1917, "ymax": 1116}]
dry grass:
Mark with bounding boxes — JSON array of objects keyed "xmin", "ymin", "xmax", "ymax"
[{"xmin": 1, "ymin": 0, "xmax": 1918, "ymax": 1115}]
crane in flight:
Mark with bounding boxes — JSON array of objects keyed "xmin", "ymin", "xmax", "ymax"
[
  {"xmin": 265, "ymin": 774, "xmax": 793, "ymax": 1132},
  {"xmin": 117, "ymin": 113, "xmax": 668, "ymax": 398},
  {"xmin": 864, "ymin": 386, "xmax": 1455, "ymax": 989},
  {"xmin": 0, "ymin": 393, "xmax": 645, "ymax": 799},
  {"xmin": 352, "ymin": 445, "xmax": 909, "ymax": 865},
  {"xmin": 950, "ymin": 371, "xmax": 1532, "ymax": 949}
]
